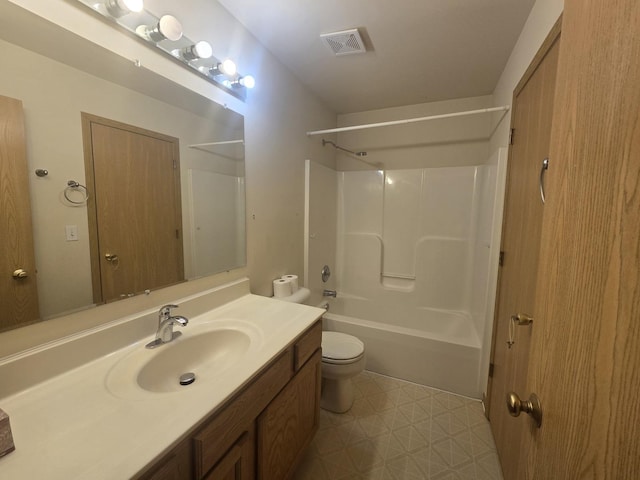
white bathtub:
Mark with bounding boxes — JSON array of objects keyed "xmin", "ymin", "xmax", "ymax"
[{"xmin": 321, "ymin": 296, "xmax": 482, "ymax": 398}]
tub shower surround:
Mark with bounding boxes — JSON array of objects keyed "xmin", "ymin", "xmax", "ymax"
[{"xmin": 330, "ymin": 164, "xmax": 501, "ymax": 398}]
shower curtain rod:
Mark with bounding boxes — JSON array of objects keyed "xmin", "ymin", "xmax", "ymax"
[
  {"xmin": 188, "ymin": 140, "xmax": 244, "ymax": 148},
  {"xmin": 306, "ymin": 105, "xmax": 510, "ymax": 136}
]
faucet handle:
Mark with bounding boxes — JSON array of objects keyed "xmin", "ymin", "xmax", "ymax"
[{"xmin": 159, "ymin": 304, "xmax": 179, "ymax": 318}]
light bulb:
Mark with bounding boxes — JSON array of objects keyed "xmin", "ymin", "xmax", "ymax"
[
  {"xmin": 209, "ymin": 59, "xmax": 237, "ymax": 78},
  {"xmin": 239, "ymin": 75, "xmax": 255, "ymax": 89},
  {"xmin": 136, "ymin": 15, "xmax": 183, "ymax": 42},
  {"xmin": 221, "ymin": 59, "xmax": 237, "ymax": 76},
  {"xmin": 180, "ymin": 41, "xmax": 213, "ymax": 61},
  {"xmin": 105, "ymin": 0, "xmax": 143, "ymax": 17},
  {"xmin": 231, "ymin": 75, "xmax": 256, "ymax": 90},
  {"xmin": 121, "ymin": 0, "xmax": 143, "ymax": 12}
]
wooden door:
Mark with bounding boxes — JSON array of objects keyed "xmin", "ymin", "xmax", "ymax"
[
  {"xmin": 0, "ymin": 95, "xmax": 39, "ymax": 330},
  {"xmin": 486, "ymin": 21, "xmax": 561, "ymax": 479},
  {"xmin": 82, "ymin": 114, "xmax": 184, "ymax": 303},
  {"xmin": 520, "ymin": 1, "xmax": 640, "ymax": 478}
]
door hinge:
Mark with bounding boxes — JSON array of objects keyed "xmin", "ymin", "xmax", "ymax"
[
  {"xmin": 173, "ymin": 159, "xmax": 177, "ymax": 169},
  {"xmin": 509, "ymin": 128, "xmax": 515, "ymax": 145},
  {"xmin": 176, "ymin": 229, "xmax": 180, "ymax": 239},
  {"xmin": 489, "ymin": 363, "xmax": 495, "ymax": 378},
  {"xmin": 499, "ymin": 251, "xmax": 505, "ymax": 266}
]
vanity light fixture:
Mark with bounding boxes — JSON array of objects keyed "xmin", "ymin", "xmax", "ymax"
[
  {"xmin": 104, "ymin": 0, "xmax": 143, "ymax": 17},
  {"xmin": 78, "ymin": 0, "xmax": 255, "ymax": 101},
  {"xmin": 176, "ymin": 41, "xmax": 213, "ymax": 61},
  {"xmin": 136, "ymin": 14, "xmax": 183, "ymax": 42}
]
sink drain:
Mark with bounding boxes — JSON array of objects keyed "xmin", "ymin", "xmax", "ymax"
[{"xmin": 179, "ymin": 372, "xmax": 196, "ymax": 386}]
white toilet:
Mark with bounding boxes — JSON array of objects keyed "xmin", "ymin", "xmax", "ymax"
[
  {"xmin": 272, "ymin": 284, "xmax": 365, "ymax": 413},
  {"xmin": 320, "ymin": 331, "xmax": 365, "ymax": 413}
]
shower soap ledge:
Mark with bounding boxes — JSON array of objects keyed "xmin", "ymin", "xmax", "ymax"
[{"xmin": 0, "ymin": 408, "xmax": 15, "ymax": 457}]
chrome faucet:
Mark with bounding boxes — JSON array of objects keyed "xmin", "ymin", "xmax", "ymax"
[
  {"xmin": 323, "ymin": 289, "xmax": 337, "ymax": 298},
  {"xmin": 146, "ymin": 304, "xmax": 189, "ymax": 349}
]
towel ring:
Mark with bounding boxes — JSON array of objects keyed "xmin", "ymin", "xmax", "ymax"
[{"xmin": 64, "ymin": 180, "xmax": 89, "ymax": 205}]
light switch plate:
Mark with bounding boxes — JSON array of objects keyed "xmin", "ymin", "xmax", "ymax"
[{"xmin": 65, "ymin": 225, "xmax": 78, "ymax": 241}]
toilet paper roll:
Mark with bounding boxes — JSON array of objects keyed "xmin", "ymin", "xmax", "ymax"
[
  {"xmin": 273, "ymin": 278, "xmax": 293, "ymax": 298},
  {"xmin": 281, "ymin": 274, "xmax": 299, "ymax": 292}
]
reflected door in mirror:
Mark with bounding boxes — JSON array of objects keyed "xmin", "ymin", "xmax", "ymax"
[
  {"xmin": 0, "ymin": 95, "xmax": 39, "ymax": 330},
  {"xmin": 82, "ymin": 114, "xmax": 184, "ymax": 303}
]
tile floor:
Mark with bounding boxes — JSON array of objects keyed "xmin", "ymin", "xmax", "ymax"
[{"xmin": 294, "ymin": 371, "xmax": 503, "ymax": 480}]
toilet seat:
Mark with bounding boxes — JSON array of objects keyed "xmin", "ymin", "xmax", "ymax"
[{"xmin": 322, "ymin": 331, "xmax": 364, "ymax": 364}]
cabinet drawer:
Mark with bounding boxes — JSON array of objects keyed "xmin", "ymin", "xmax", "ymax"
[
  {"xmin": 194, "ymin": 349, "xmax": 292, "ymax": 478},
  {"xmin": 293, "ymin": 321, "xmax": 322, "ymax": 371}
]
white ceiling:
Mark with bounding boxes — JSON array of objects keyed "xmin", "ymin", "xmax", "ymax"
[{"xmin": 217, "ymin": 0, "xmax": 536, "ymax": 114}]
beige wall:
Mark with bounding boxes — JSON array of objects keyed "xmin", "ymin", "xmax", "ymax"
[{"xmin": 491, "ymin": 0, "xmax": 564, "ymax": 149}]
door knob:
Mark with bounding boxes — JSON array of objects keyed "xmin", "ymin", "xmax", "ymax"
[
  {"xmin": 506, "ymin": 392, "xmax": 542, "ymax": 428},
  {"xmin": 12, "ymin": 269, "xmax": 28, "ymax": 279},
  {"xmin": 104, "ymin": 253, "xmax": 119, "ymax": 262}
]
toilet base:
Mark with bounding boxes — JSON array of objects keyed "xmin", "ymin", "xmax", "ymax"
[{"xmin": 320, "ymin": 377, "xmax": 355, "ymax": 413}]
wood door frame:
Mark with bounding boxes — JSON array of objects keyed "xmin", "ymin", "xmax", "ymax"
[
  {"xmin": 80, "ymin": 113, "xmax": 183, "ymax": 304},
  {"xmin": 485, "ymin": 15, "xmax": 563, "ymax": 418}
]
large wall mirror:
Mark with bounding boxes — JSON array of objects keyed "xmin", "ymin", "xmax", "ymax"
[{"xmin": 0, "ymin": 3, "xmax": 246, "ymax": 332}]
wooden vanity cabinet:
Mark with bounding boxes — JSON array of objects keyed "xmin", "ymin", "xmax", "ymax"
[{"xmin": 137, "ymin": 320, "xmax": 322, "ymax": 480}]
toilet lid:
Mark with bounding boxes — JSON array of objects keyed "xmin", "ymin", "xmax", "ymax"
[{"xmin": 322, "ymin": 331, "xmax": 364, "ymax": 361}]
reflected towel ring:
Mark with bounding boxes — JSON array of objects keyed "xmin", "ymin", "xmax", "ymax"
[{"xmin": 64, "ymin": 180, "xmax": 89, "ymax": 205}]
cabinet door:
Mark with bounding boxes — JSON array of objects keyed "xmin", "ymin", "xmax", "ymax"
[
  {"xmin": 204, "ymin": 429, "xmax": 255, "ymax": 480},
  {"xmin": 193, "ymin": 350, "xmax": 292, "ymax": 477},
  {"xmin": 136, "ymin": 440, "xmax": 192, "ymax": 480},
  {"xmin": 257, "ymin": 350, "xmax": 321, "ymax": 480}
]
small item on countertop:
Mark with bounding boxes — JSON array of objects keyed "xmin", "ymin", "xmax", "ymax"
[{"xmin": 0, "ymin": 408, "xmax": 15, "ymax": 457}]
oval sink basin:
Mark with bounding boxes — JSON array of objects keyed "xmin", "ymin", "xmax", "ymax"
[
  {"xmin": 106, "ymin": 322, "xmax": 260, "ymax": 398},
  {"xmin": 138, "ymin": 329, "xmax": 250, "ymax": 393}
]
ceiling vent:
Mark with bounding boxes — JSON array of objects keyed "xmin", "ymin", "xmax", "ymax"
[{"xmin": 320, "ymin": 28, "xmax": 367, "ymax": 56}]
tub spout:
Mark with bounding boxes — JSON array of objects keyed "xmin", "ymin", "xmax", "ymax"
[{"xmin": 323, "ymin": 289, "xmax": 337, "ymax": 298}]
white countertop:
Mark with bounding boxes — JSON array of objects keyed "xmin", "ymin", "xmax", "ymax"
[{"xmin": 0, "ymin": 290, "xmax": 323, "ymax": 479}]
